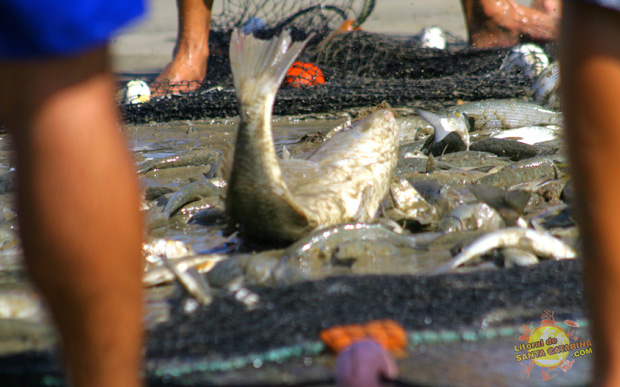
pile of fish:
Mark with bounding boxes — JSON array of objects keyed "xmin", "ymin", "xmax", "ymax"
[
  {"xmin": 134, "ymin": 42, "xmax": 574, "ymax": 315},
  {"xmin": 0, "ymin": 41, "xmax": 572, "ymax": 325}
]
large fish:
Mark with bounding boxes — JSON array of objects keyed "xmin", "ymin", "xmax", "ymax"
[
  {"xmin": 227, "ymin": 30, "xmax": 398, "ymax": 244},
  {"xmin": 443, "ymin": 100, "xmax": 563, "ymax": 130}
]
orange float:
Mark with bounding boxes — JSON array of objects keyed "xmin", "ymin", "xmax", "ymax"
[
  {"xmin": 284, "ymin": 61, "xmax": 325, "ymax": 88},
  {"xmin": 320, "ymin": 319, "xmax": 407, "ymax": 354}
]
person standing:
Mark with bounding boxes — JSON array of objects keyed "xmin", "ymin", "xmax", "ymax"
[{"xmin": 0, "ymin": 1, "xmax": 146, "ymax": 386}]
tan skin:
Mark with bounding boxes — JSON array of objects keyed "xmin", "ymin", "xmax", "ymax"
[
  {"xmin": 560, "ymin": 3, "xmax": 620, "ymax": 385},
  {"xmin": 0, "ymin": 46, "xmax": 143, "ymax": 387},
  {"xmin": 154, "ymin": 0, "xmax": 214, "ymax": 94},
  {"xmin": 460, "ymin": 0, "xmax": 559, "ymax": 48}
]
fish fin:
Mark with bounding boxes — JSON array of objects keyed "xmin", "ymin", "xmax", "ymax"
[
  {"xmin": 229, "ymin": 29, "xmax": 312, "ymax": 99},
  {"xmin": 282, "ymin": 145, "xmax": 291, "ymax": 160},
  {"xmin": 220, "ymin": 141, "xmax": 234, "ymax": 182},
  {"xmin": 467, "ymin": 184, "xmax": 531, "ymax": 214},
  {"xmin": 417, "ymin": 109, "xmax": 450, "ymax": 142}
]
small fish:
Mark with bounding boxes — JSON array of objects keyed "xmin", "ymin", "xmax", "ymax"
[
  {"xmin": 162, "ymin": 179, "xmax": 223, "ymax": 218},
  {"xmin": 227, "ymin": 29, "xmax": 398, "ymax": 244},
  {"xmin": 489, "ymin": 126, "xmax": 561, "ymax": 145},
  {"xmin": 443, "ymin": 100, "xmax": 563, "ymax": 130},
  {"xmin": 531, "ymin": 61, "xmax": 560, "ymax": 110},
  {"xmin": 502, "ymin": 247, "xmax": 539, "ymax": 268},
  {"xmin": 476, "ymin": 158, "xmax": 565, "ymax": 187},
  {"xmin": 275, "ymin": 223, "xmax": 440, "ymax": 280},
  {"xmin": 438, "ymin": 203, "xmax": 504, "ymax": 233},
  {"xmin": 142, "ymin": 238, "xmax": 195, "ymax": 266},
  {"xmin": 387, "ymin": 176, "xmax": 437, "ymax": 224},
  {"xmin": 470, "ymin": 138, "xmax": 540, "ymax": 161},
  {"xmin": 138, "ymin": 149, "xmax": 221, "ymax": 174},
  {"xmin": 164, "ymin": 258, "xmax": 213, "ymax": 306},
  {"xmin": 467, "ymin": 184, "xmax": 530, "ymax": 226},
  {"xmin": 435, "ymin": 228, "xmax": 576, "ymax": 272},
  {"xmin": 143, "ymin": 253, "xmax": 227, "ymax": 286},
  {"xmin": 500, "ymin": 44, "xmax": 549, "ymax": 78},
  {"xmin": 418, "ymin": 109, "xmax": 470, "ymax": 156}
]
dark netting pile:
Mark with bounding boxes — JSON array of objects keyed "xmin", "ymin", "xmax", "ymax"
[
  {"xmin": 0, "ymin": 260, "xmax": 587, "ymax": 386},
  {"xmin": 120, "ymin": 0, "xmax": 554, "ymax": 124}
]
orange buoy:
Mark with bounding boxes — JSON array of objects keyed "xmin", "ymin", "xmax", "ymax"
[
  {"xmin": 337, "ymin": 19, "xmax": 361, "ymax": 33},
  {"xmin": 284, "ymin": 61, "xmax": 325, "ymax": 88},
  {"xmin": 320, "ymin": 320, "xmax": 407, "ymax": 354}
]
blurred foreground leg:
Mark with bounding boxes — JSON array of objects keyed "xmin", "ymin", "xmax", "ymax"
[
  {"xmin": 560, "ymin": 3, "xmax": 620, "ymax": 385},
  {"xmin": 0, "ymin": 46, "xmax": 144, "ymax": 387}
]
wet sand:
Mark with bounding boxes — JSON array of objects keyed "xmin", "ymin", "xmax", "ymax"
[{"xmin": 1, "ymin": 1, "xmax": 588, "ymax": 386}]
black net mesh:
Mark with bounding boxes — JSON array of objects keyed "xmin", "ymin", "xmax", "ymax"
[
  {"xmin": 119, "ymin": 0, "xmax": 554, "ymax": 124},
  {"xmin": 0, "ymin": 260, "xmax": 586, "ymax": 386}
]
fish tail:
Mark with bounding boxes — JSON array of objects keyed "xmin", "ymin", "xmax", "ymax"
[
  {"xmin": 229, "ymin": 29, "xmax": 311, "ymax": 100},
  {"xmin": 417, "ymin": 109, "xmax": 448, "ymax": 140}
]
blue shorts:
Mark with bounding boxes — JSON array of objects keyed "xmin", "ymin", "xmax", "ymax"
[{"xmin": 0, "ymin": 0, "xmax": 145, "ymax": 59}]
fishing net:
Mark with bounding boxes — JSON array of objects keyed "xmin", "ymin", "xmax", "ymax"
[
  {"xmin": 120, "ymin": 0, "xmax": 554, "ymax": 124},
  {"xmin": 0, "ymin": 259, "xmax": 588, "ymax": 386},
  {"xmin": 0, "ymin": 1, "xmax": 575, "ymax": 386}
]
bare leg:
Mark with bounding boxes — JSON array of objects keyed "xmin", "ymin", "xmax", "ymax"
[
  {"xmin": 154, "ymin": 0, "xmax": 214, "ymax": 94},
  {"xmin": 0, "ymin": 47, "xmax": 143, "ymax": 387},
  {"xmin": 460, "ymin": 0, "xmax": 559, "ymax": 48},
  {"xmin": 560, "ymin": 3, "xmax": 620, "ymax": 385}
]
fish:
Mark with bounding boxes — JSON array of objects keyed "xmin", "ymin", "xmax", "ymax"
[
  {"xmin": 438, "ymin": 203, "xmax": 504, "ymax": 233},
  {"xmin": 274, "ymin": 222, "xmax": 441, "ymax": 281},
  {"xmin": 476, "ymin": 157, "xmax": 566, "ymax": 187},
  {"xmin": 143, "ymin": 253, "xmax": 227, "ymax": 286},
  {"xmin": 499, "ymin": 44, "xmax": 549, "ymax": 79},
  {"xmin": 531, "ymin": 61, "xmax": 560, "ymax": 110},
  {"xmin": 162, "ymin": 179, "xmax": 223, "ymax": 218},
  {"xmin": 435, "ymin": 228, "xmax": 576, "ymax": 272},
  {"xmin": 489, "ymin": 125, "xmax": 561, "ymax": 145},
  {"xmin": 138, "ymin": 150, "xmax": 221, "ymax": 174},
  {"xmin": 442, "ymin": 100, "xmax": 563, "ymax": 131},
  {"xmin": 417, "ymin": 109, "xmax": 470, "ymax": 156},
  {"xmin": 385, "ymin": 176, "xmax": 438, "ymax": 225},
  {"xmin": 467, "ymin": 184, "xmax": 530, "ymax": 227},
  {"xmin": 469, "ymin": 138, "xmax": 540, "ymax": 161},
  {"xmin": 227, "ymin": 29, "xmax": 398, "ymax": 244}
]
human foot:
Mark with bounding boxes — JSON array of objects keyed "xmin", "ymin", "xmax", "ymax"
[{"xmin": 152, "ymin": 42, "xmax": 209, "ymax": 95}]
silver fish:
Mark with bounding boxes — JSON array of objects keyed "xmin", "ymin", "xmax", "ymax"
[
  {"xmin": 143, "ymin": 253, "xmax": 227, "ymax": 286},
  {"xmin": 435, "ymin": 227, "xmax": 576, "ymax": 272},
  {"xmin": 142, "ymin": 238, "xmax": 195, "ymax": 267},
  {"xmin": 489, "ymin": 125, "xmax": 562, "ymax": 145},
  {"xmin": 275, "ymin": 223, "xmax": 441, "ymax": 280},
  {"xmin": 531, "ymin": 61, "xmax": 560, "ymax": 110},
  {"xmin": 418, "ymin": 109, "xmax": 470, "ymax": 156},
  {"xmin": 443, "ymin": 100, "xmax": 563, "ymax": 130},
  {"xmin": 500, "ymin": 44, "xmax": 549, "ymax": 78},
  {"xmin": 438, "ymin": 203, "xmax": 504, "ymax": 233},
  {"xmin": 227, "ymin": 29, "xmax": 398, "ymax": 243}
]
